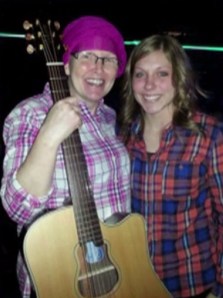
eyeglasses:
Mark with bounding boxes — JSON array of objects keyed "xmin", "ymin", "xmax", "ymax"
[{"xmin": 72, "ymin": 51, "xmax": 119, "ymax": 69}]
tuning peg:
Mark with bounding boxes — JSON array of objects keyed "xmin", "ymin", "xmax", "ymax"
[
  {"xmin": 25, "ymin": 33, "xmax": 35, "ymax": 41},
  {"xmin": 54, "ymin": 21, "xmax": 60, "ymax": 31},
  {"xmin": 23, "ymin": 20, "xmax": 33, "ymax": 31},
  {"xmin": 26, "ymin": 44, "xmax": 35, "ymax": 54}
]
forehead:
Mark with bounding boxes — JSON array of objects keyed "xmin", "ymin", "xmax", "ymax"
[{"xmin": 135, "ymin": 50, "xmax": 172, "ymax": 69}]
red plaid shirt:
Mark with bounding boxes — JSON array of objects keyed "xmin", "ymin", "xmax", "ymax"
[{"xmin": 127, "ymin": 112, "xmax": 223, "ymax": 297}]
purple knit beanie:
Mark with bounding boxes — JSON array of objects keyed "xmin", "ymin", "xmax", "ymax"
[{"xmin": 61, "ymin": 16, "xmax": 127, "ymax": 77}]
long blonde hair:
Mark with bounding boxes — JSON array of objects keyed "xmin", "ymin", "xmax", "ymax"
[{"xmin": 118, "ymin": 34, "xmax": 207, "ymax": 143}]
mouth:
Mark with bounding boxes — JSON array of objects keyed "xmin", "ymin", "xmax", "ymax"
[
  {"xmin": 144, "ymin": 95, "xmax": 160, "ymax": 102},
  {"xmin": 86, "ymin": 78, "xmax": 104, "ymax": 86}
]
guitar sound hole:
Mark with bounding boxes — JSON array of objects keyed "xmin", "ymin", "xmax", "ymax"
[{"xmin": 77, "ymin": 243, "xmax": 119, "ymax": 297}]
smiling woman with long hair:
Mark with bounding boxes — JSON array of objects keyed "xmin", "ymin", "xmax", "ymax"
[{"xmin": 118, "ymin": 34, "xmax": 223, "ymax": 298}]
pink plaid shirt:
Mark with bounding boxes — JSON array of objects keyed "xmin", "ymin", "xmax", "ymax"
[{"xmin": 1, "ymin": 83, "xmax": 131, "ymax": 298}]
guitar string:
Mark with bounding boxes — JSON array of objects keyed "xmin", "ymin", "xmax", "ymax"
[
  {"xmin": 39, "ymin": 20, "xmax": 114, "ymax": 297},
  {"xmin": 39, "ymin": 21, "xmax": 97, "ymax": 297}
]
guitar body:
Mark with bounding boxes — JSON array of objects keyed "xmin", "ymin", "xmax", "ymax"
[{"xmin": 23, "ymin": 206, "xmax": 171, "ymax": 298}]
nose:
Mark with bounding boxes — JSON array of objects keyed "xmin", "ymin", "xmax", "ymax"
[
  {"xmin": 145, "ymin": 75, "xmax": 155, "ymax": 90},
  {"xmin": 94, "ymin": 58, "xmax": 104, "ymax": 71},
  {"xmin": 95, "ymin": 57, "xmax": 105, "ymax": 65}
]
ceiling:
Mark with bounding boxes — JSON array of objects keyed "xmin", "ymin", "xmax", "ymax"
[{"xmin": 1, "ymin": 0, "xmax": 223, "ymax": 44}]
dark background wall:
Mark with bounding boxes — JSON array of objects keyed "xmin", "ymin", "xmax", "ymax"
[{"xmin": 1, "ymin": 0, "xmax": 223, "ymax": 297}]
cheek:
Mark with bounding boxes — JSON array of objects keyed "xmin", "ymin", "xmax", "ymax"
[
  {"xmin": 132, "ymin": 79, "xmax": 143, "ymax": 93},
  {"xmin": 160, "ymin": 78, "xmax": 174, "ymax": 91},
  {"xmin": 162, "ymin": 84, "xmax": 176, "ymax": 101},
  {"xmin": 70, "ymin": 66, "xmax": 86, "ymax": 84},
  {"xmin": 106, "ymin": 71, "xmax": 116, "ymax": 86},
  {"xmin": 105, "ymin": 79, "xmax": 116, "ymax": 93}
]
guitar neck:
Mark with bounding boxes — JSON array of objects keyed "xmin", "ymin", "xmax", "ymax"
[
  {"xmin": 47, "ymin": 62, "xmax": 70, "ymax": 101},
  {"xmin": 48, "ymin": 63, "xmax": 103, "ymax": 246}
]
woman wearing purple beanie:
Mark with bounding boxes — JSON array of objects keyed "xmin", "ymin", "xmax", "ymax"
[{"xmin": 0, "ymin": 16, "xmax": 131, "ymax": 298}]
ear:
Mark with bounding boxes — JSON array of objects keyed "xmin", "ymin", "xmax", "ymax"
[{"xmin": 64, "ymin": 63, "xmax": 70, "ymax": 75}]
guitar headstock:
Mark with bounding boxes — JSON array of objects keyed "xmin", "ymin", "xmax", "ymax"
[{"xmin": 23, "ymin": 19, "xmax": 62, "ymax": 63}]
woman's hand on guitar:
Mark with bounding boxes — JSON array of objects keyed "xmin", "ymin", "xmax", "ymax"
[{"xmin": 40, "ymin": 97, "xmax": 82, "ymax": 146}]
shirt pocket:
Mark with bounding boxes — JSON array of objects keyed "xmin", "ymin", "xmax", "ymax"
[{"xmin": 160, "ymin": 159, "xmax": 207, "ymax": 205}]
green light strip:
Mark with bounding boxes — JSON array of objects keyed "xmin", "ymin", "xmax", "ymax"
[
  {"xmin": 125, "ymin": 40, "xmax": 141, "ymax": 46},
  {"xmin": 1, "ymin": 34, "xmax": 223, "ymax": 52},
  {"xmin": 0, "ymin": 33, "xmax": 25, "ymax": 38},
  {"xmin": 182, "ymin": 45, "xmax": 223, "ymax": 52},
  {"xmin": 124, "ymin": 40, "xmax": 223, "ymax": 51}
]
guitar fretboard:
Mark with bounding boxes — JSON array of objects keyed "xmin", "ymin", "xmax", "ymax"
[{"xmin": 48, "ymin": 62, "xmax": 103, "ymax": 246}]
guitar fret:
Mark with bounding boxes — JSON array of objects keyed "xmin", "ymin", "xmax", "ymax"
[{"xmin": 46, "ymin": 62, "xmax": 64, "ymax": 66}]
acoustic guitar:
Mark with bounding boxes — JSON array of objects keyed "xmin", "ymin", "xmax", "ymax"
[{"xmin": 22, "ymin": 20, "xmax": 171, "ymax": 298}]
